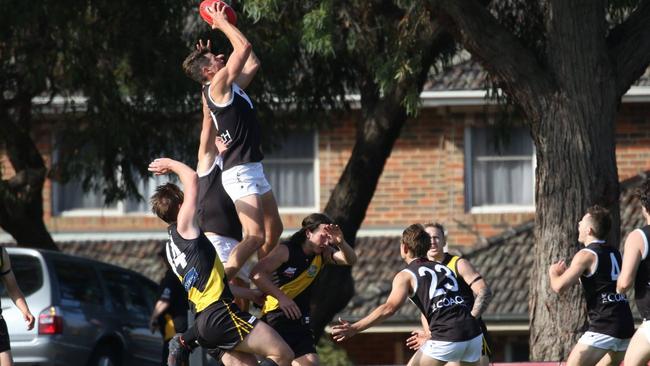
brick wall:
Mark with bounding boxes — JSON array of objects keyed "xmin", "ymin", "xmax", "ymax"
[
  {"xmin": 319, "ymin": 103, "xmax": 650, "ymax": 246},
  {"xmin": 2, "ymin": 102, "xmax": 650, "ymax": 246},
  {"xmin": 337, "ymin": 332, "xmax": 416, "ymax": 365}
]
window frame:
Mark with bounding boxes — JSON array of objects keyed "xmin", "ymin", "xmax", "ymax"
[
  {"xmin": 51, "ymin": 167, "xmax": 175, "ymax": 217},
  {"xmin": 263, "ymin": 130, "xmax": 320, "ymax": 213},
  {"xmin": 464, "ymin": 126, "xmax": 536, "ymax": 213}
]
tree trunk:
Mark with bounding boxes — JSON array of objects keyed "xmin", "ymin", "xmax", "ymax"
[
  {"xmin": 310, "ymin": 96, "xmax": 410, "ymax": 340},
  {"xmin": 0, "ymin": 104, "xmax": 57, "ymax": 250},
  {"xmin": 529, "ymin": 96, "xmax": 620, "ymax": 360},
  {"xmin": 528, "ymin": 82, "xmax": 620, "ymax": 361},
  {"xmin": 528, "ymin": 1, "xmax": 620, "ymax": 359}
]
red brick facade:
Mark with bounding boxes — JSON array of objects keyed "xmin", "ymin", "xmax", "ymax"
[{"xmin": 2, "ymin": 102, "xmax": 650, "ymax": 246}]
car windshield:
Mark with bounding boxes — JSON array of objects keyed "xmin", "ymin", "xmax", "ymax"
[{"xmin": 0, "ymin": 254, "xmax": 43, "ymax": 298}]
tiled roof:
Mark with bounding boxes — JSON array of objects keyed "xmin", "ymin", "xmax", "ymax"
[
  {"xmin": 1, "ymin": 175, "xmax": 646, "ymax": 326},
  {"xmin": 338, "ymin": 172, "xmax": 649, "ymax": 323},
  {"xmin": 424, "ymin": 60, "xmax": 488, "ymax": 91},
  {"xmin": 424, "ymin": 60, "xmax": 650, "ymax": 91}
]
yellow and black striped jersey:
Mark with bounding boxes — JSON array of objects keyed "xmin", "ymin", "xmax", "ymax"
[
  {"xmin": 262, "ymin": 241, "xmax": 323, "ymax": 315},
  {"xmin": 166, "ymin": 224, "xmax": 233, "ymax": 313},
  {"xmin": 441, "ymin": 253, "xmax": 474, "ymax": 308}
]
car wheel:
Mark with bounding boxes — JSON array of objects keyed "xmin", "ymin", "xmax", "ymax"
[{"xmin": 87, "ymin": 344, "xmax": 121, "ymax": 366}]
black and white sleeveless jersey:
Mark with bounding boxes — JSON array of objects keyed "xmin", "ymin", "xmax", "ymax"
[
  {"xmin": 197, "ymin": 158, "xmax": 242, "ymax": 241},
  {"xmin": 203, "ymin": 83, "xmax": 263, "ymax": 171},
  {"xmin": 165, "ymin": 223, "xmax": 233, "ymax": 313},
  {"xmin": 441, "ymin": 254, "xmax": 475, "ymax": 309},
  {"xmin": 633, "ymin": 225, "xmax": 650, "ymax": 319},
  {"xmin": 403, "ymin": 258, "xmax": 481, "ymax": 342},
  {"xmin": 261, "ymin": 241, "xmax": 323, "ymax": 316},
  {"xmin": 580, "ymin": 241, "xmax": 634, "ymax": 338}
]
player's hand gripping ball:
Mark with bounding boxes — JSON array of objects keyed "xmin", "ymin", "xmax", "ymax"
[{"xmin": 199, "ymin": 0, "xmax": 237, "ymax": 26}]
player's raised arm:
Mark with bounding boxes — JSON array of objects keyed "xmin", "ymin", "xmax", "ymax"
[
  {"xmin": 197, "ymin": 95, "xmax": 219, "ymax": 175},
  {"xmin": 323, "ymin": 224, "xmax": 357, "ymax": 266},
  {"xmin": 206, "ymin": 4, "xmax": 252, "ymax": 93},
  {"xmin": 148, "ymin": 158, "xmax": 199, "ymax": 239}
]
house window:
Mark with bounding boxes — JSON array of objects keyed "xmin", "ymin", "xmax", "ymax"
[
  {"xmin": 52, "ymin": 131, "xmax": 318, "ymax": 215},
  {"xmin": 52, "ymin": 174, "xmax": 173, "ymax": 216},
  {"xmin": 465, "ymin": 126, "xmax": 535, "ymax": 212},
  {"xmin": 263, "ymin": 131, "xmax": 318, "ymax": 211}
]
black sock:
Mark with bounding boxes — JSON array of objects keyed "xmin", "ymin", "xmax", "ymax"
[{"xmin": 258, "ymin": 358, "xmax": 280, "ymax": 366}]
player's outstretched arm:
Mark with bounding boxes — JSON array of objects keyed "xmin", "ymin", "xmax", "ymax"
[
  {"xmin": 148, "ymin": 158, "xmax": 199, "ymax": 239},
  {"xmin": 197, "ymin": 95, "xmax": 218, "ymax": 175},
  {"xmin": 324, "ymin": 224, "xmax": 357, "ymax": 266},
  {"xmin": 229, "ymin": 286, "xmax": 265, "ymax": 307},
  {"xmin": 457, "ymin": 258, "xmax": 493, "ymax": 318},
  {"xmin": 234, "ymin": 50, "xmax": 260, "ymax": 89},
  {"xmin": 250, "ymin": 245, "xmax": 303, "ymax": 320},
  {"xmin": 206, "ymin": 4, "xmax": 252, "ymax": 92},
  {"xmin": 332, "ymin": 271, "xmax": 412, "ymax": 342},
  {"xmin": 0, "ymin": 248, "xmax": 35, "ymax": 330},
  {"xmin": 618, "ymin": 230, "xmax": 644, "ymax": 293},
  {"xmin": 548, "ymin": 250, "xmax": 593, "ymax": 294}
]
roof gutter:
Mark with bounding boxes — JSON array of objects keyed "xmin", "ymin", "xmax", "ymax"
[
  {"xmin": 346, "ymin": 86, "xmax": 650, "ymax": 108},
  {"xmin": 31, "ymin": 86, "xmax": 650, "ymax": 112}
]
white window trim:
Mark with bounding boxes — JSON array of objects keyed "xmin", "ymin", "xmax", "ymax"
[
  {"xmin": 55, "ymin": 207, "xmax": 157, "ymax": 217},
  {"xmin": 464, "ymin": 126, "xmax": 536, "ymax": 213}
]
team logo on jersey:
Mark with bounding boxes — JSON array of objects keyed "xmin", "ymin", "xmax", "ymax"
[
  {"xmin": 183, "ymin": 267, "xmax": 199, "ymax": 291},
  {"xmin": 306, "ymin": 265, "xmax": 318, "ymax": 278},
  {"xmin": 600, "ymin": 292, "xmax": 628, "ymax": 304},
  {"xmin": 282, "ymin": 267, "xmax": 297, "ymax": 278},
  {"xmin": 431, "ymin": 295, "xmax": 465, "ymax": 312},
  {"xmin": 219, "ymin": 130, "xmax": 233, "ymax": 146}
]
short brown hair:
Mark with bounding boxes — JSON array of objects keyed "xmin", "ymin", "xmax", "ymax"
[
  {"xmin": 182, "ymin": 49, "xmax": 211, "ymax": 83},
  {"xmin": 150, "ymin": 183, "xmax": 184, "ymax": 224},
  {"xmin": 586, "ymin": 205, "xmax": 611, "ymax": 240},
  {"xmin": 636, "ymin": 178, "xmax": 650, "ymax": 214},
  {"xmin": 424, "ymin": 222, "xmax": 446, "ymax": 239},
  {"xmin": 401, "ymin": 224, "xmax": 430, "ymax": 258}
]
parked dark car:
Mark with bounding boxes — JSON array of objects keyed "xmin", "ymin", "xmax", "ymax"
[{"xmin": 0, "ymin": 247, "xmax": 163, "ymax": 366}]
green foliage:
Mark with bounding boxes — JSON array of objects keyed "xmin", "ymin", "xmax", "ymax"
[
  {"xmin": 302, "ymin": 2, "xmax": 335, "ymax": 56},
  {"xmin": 0, "ymin": 0, "xmax": 199, "ymax": 202},
  {"xmin": 316, "ymin": 337, "xmax": 355, "ymax": 366},
  {"xmin": 243, "ymin": 0, "xmax": 455, "ymax": 120}
]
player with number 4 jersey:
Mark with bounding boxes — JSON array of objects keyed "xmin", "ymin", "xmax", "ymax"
[
  {"xmin": 549, "ymin": 205, "xmax": 634, "ymax": 366},
  {"xmin": 617, "ymin": 178, "xmax": 650, "ymax": 366},
  {"xmin": 332, "ymin": 224, "xmax": 482, "ymax": 366}
]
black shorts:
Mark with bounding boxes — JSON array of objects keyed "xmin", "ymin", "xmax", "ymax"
[
  {"xmin": 477, "ymin": 318, "xmax": 493, "ymax": 358},
  {"xmin": 262, "ymin": 311, "xmax": 316, "ymax": 358},
  {"xmin": 195, "ymin": 300, "xmax": 258, "ymax": 354},
  {"xmin": 0, "ymin": 318, "xmax": 10, "ymax": 353}
]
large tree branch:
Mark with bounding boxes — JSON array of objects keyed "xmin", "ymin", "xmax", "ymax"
[
  {"xmin": 608, "ymin": 0, "xmax": 650, "ymax": 98},
  {"xmin": 429, "ymin": 0, "xmax": 555, "ymax": 120}
]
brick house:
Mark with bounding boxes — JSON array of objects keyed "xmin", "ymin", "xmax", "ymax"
[{"xmin": 1, "ymin": 61, "xmax": 650, "ymax": 364}]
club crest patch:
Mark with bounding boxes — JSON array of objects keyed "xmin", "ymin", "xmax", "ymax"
[
  {"xmin": 307, "ymin": 264, "xmax": 319, "ymax": 277},
  {"xmin": 183, "ymin": 267, "xmax": 199, "ymax": 291}
]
